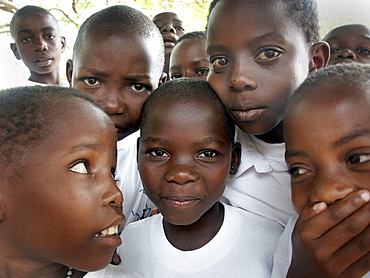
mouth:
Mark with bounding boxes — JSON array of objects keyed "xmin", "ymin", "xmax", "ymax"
[
  {"xmin": 332, "ymin": 59, "xmax": 354, "ymax": 65},
  {"xmin": 163, "ymin": 37, "xmax": 176, "ymax": 47},
  {"xmin": 232, "ymin": 107, "xmax": 265, "ymax": 122},
  {"xmin": 162, "ymin": 197, "xmax": 200, "ymax": 209},
  {"xmin": 35, "ymin": 57, "xmax": 53, "ymax": 66},
  {"xmin": 94, "ymin": 225, "xmax": 119, "ymax": 238}
]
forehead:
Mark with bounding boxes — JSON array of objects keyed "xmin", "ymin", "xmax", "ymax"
[
  {"xmin": 324, "ymin": 25, "xmax": 370, "ymax": 41},
  {"xmin": 207, "ymin": 0, "xmax": 303, "ymax": 45},
  {"xmin": 153, "ymin": 13, "xmax": 182, "ymax": 24},
  {"xmin": 13, "ymin": 12, "xmax": 58, "ymax": 34},
  {"xmin": 172, "ymin": 38, "xmax": 206, "ymax": 57}
]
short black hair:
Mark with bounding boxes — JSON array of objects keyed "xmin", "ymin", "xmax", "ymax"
[
  {"xmin": 206, "ymin": 0, "xmax": 320, "ymax": 44},
  {"xmin": 290, "ymin": 63, "xmax": 370, "ymax": 105},
  {"xmin": 10, "ymin": 5, "xmax": 58, "ymax": 38},
  {"xmin": 0, "ymin": 85, "xmax": 101, "ymax": 167},
  {"xmin": 73, "ymin": 4, "xmax": 164, "ymax": 66},
  {"xmin": 140, "ymin": 78, "xmax": 235, "ymax": 142},
  {"xmin": 176, "ymin": 31, "xmax": 205, "ymax": 44}
]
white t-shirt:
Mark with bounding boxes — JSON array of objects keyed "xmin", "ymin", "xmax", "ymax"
[
  {"xmin": 118, "ymin": 203, "xmax": 283, "ymax": 278},
  {"xmin": 84, "ymin": 264, "xmax": 141, "ymax": 278},
  {"xmin": 116, "ymin": 131, "xmax": 155, "ymax": 226},
  {"xmin": 221, "ymin": 127, "xmax": 297, "ymax": 226}
]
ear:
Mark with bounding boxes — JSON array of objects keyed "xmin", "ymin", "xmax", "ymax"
[
  {"xmin": 60, "ymin": 36, "xmax": 66, "ymax": 53},
  {"xmin": 308, "ymin": 41, "xmax": 330, "ymax": 75},
  {"xmin": 10, "ymin": 43, "xmax": 21, "ymax": 60},
  {"xmin": 158, "ymin": 72, "xmax": 167, "ymax": 86},
  {"xmin": 229, "ymin": 142, "xmax": 241, "ymax": 175},
  {"xmin": 66, "ymin": 59, "xmax": 73, "ymax": 87}
]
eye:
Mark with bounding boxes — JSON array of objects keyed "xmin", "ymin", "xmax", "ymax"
[
  {"xmin": 195, "ymin": 68, "xmax": 210, "ymax": 76},
  {"xmin": 347, "ymin": 153, "xmax": 370, "ymax": 165},
  {"xmin": 330, "ymin": 48, "xmax": 339, "ymax": 54},
  {"xmin": 129, "ymin": 83, "xmax": 148, "ymax": 92},
  {"xmin": 70, "ymin": 161, "xmax": 89, "ymax": 174},
  {"xmin": 171, "ymin": 73, "xmax": 183, "ymax": 80},
  {"xmin": 197, "ymin": 150, "xmax": 218, "ymax": 158},
  {"xmin": 148, "ymin": 149, "xmax": 169, "ymax": 157},
  {"xmin": 175, "ymin": 26, "xmax": 185, "ymax": 31},
  {"xmin": 82, "ymin": 77, "xmax": 101, "ymax": 86},
  {"xmin": 20, "ymin": 37, "xmax": 32, "ymax": 43},
  {"xmin": 44, "ymin": 34, "xmax": 55, "ymax": 40},
  {"xmin": 111, "ymin": 168, "xmax": 117, "ymax": 179},
  {"xmin": 356, "ymin": 48, "xmax": 370, "ymax": 55},
  {"xmin": 287, "ymin": 167, "xmax": 309, "ymax": 177},
  {"xmin": 210, "ymin": 57, "xmax": 230, "ymax": 68},
  {"xmin": 255, "ymin": 49, "xmax": 281, "ymax": 61}
]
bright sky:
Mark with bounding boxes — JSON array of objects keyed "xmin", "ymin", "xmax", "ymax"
[{"xmin": 1, "ymin": 0, "xmax": 370, "ymax": 88}]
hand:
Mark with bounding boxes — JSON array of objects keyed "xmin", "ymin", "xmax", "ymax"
[{"xmin": 287, "ymin": 190, "xmax": 370, "ymax": 278}]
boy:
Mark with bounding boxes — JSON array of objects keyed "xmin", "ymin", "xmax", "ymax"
[
  {"xmin": 273, "ymin": 63, "xmax": 370, "ymax": 277},
  {"xmin": 118, "ymin": 78, "xmax": 283, "ymax": 277},
  {"xmin": 152, "ymin": 12, "xmax": 185, "ymax": 79},
  {"xmin": 9, "ymin": 5, "xmax": 66, "ymax": 85},
  {"xmin": 206, "ymin": 0, "xmax": 329, "ymax": 226},
  {"xmin": 169, "ymin": 31, "xmax": 210, "ymax": 80},
  {"xmin": 323, "ymin": 24, "xmax": 370, "ymax": 65},
  {"xmin": 0, "ymin": 85, "xmax": 139, "ymax": 277},
  {"xmin": 67, "ymin": 5, "xmax": 165, "ymax": 227}
]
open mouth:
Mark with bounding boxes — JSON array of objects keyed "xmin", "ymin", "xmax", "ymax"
[
  {"xmin": 94, "ymin": 225, "xmax": 119, "ymax": 238},
  {"xmin": 35, "ymin": 57, "xmax": 53, "ymax": 66}
]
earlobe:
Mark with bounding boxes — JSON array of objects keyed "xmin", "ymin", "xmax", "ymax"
[
  {"xmin": 60, "ymin": 36, "xmax": 66, "ymax": 53},
  {"xmin": 66, "ymin": 59, "xmax": 73, "ymax": 87},
  {"xmin": 229, "ymin": 142, "xmax": 241, "ymax": 175},
  {"xmin": 10, "ymin": 43, "xmax": 21, "ymax": 60},
  {"xmin": 309, "ymin": 41, "xmax": 330, "ymax": 74}
]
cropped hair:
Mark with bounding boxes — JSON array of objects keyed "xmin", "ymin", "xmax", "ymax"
[
  {"xmin": 206, "ymin": 0, "xmax": 320, "ymax": 44},
  {"xmin": 73, "ymin": 5, "xmax": 164, "ymax": 66},
  {"xmin": 291, "ymin": 63, "xmax": 370, "ymax": 104},
  {"xmin": 0, "ymin": 86, "xmax": 101, "ymax": 167},
  {"xmin": 176, "ymin": 31, "xmax": 205, "ymax": 44},
  {"xmin": 10, "ymin": 5, "xmax": 58, "ymax": 38},
  {"xmin": 140, "ymin": 78, "xmax": 235, "ymax": 142}
]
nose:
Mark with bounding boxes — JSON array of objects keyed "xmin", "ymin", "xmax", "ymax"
[
  {"xmin": 34, "ymin": 36, "xmax": 48, "ymax": 52},
  {"xmin": 102, "ymin": 177, "xmax": 124, "ymax": 208},
  {"xmin": 335, "ymin": 48, "xmax": 356, "ymax": 60},
  {"xmin": 228, "ymin": 61, "xmax": 257, "ymax": 92},
  {"xmin": 164, "ymin": 163, "xmax": 200, "ymax": 185},
  {"xmin": 161, "ymin": 24, "xmax": 176, "ymax": 34},
  {"xmin": 99, "ymin": 90, "xmax": 125, "ymax": 115},
  {"xmin": 310, "ymin": 173, "xmax": 356, "ymax": 205}
]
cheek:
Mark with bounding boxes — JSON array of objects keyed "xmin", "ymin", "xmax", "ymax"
[{"xmin": 291, "ymin": 184, "xmax": 310, "ymax": 213}]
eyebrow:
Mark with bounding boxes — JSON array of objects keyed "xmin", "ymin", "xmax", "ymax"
[
  {"xmin": 64, "ymin": 142, "xmax": 103, "ymax": 156},
  {"xmin": 142, "ymin": 137, "xmax": 170, "ymax": 145},
  {"xmin": 142, "ymin": 136, "xmax": 225, "ymax": 146},
  {"xmin": 326, "ymin": 35, "xmax": 370, "ymax": 41},
  {"xmin": 207, "ymin": 30, "xmax": 285, "ymax": 54},
  {"xmin": 333, "ymin": 129, "xmax": 370, "ymax": 148},
  {"xmin": 285, "ymin": 149, "xmax": 308, "ymax": 158},
  {"xmin": 79, "ymin": 67, "xmax": 151, "ymax": 81},
  {"xmin": 17, "ymin": 27, "xmax": 56, "ymax": 36},
  {"xmin": 193, "ymin": 137, "xmax": 226, "ymax": 146}
]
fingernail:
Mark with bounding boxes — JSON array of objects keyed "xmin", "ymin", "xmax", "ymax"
[{"xmin": 360, "ymin": 191, "xmax": 370, "ymax": 202}]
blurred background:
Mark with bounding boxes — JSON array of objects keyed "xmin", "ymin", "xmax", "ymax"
[{"xmin": 1, "ymin": 0, "xmax": 370, "ymax": 88}]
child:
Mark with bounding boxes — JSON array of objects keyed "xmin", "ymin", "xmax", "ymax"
[
  {"xmin": 118, "ymin": 78, "xmax": 284, "ymax": 277},
  {"xmin": 206, "ymin": 0, "xmax": 329, "ymax": 226},
  {"xmin": 323, "ymin": 24, "xmax": 370, "ymax": 65},
  {"xmin": 169, "ymin": 31, "xmax": 210, "ymax": 80},
  {"xmin": 272, "ymin": 63, "xmax": 370, "ymax": 277},
  {"xmin": 67, "ymin": 5, "xmax": 165, "ymax": 227},
  {"xmin": 152, "ymin": 12, "xmax": 185, "ymax": 80},
  {"xmin": 0, "ymin": 85, "xmax": 140, "ymax": 277},
  {"xmin": 9, "ymin": 5, "xmax": 66, "ymax": 85}
]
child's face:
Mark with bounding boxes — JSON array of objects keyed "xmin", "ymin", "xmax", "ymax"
[
  {"xmin": 153, "ymin": 13, "xmax": 185, "ymax": 55},
  {"xmin": 169, "ymin": 38, "xmax": 210, "ymax": 80},
  {"xmin": 1, "ymin": 100, "xmax": 124, "ymax": 270},
  {"xmin": 68, "ymin": 32, "xmax": 163, "ymax": 140},
  {"xmin": 323, "ymin": 25, "xmax": 370, "ymax": 66},
  {"xmin": 206, "ymin": 0, "xmax": 311, "ymax": 135},
  {"xmin": 138, "ymin": 98, "xmax": 239, "ymax": 226},
  {"xmin": 284, "ymin": 83, "xmax": 370, "ymax": 213},
  {"xmin": 10, "ymin": 12, "xmax": 65, "ymax": 76}
]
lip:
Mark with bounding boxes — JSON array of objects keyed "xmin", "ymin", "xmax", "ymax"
[
  {"xmin": 162, "ymin": 196, "xmax": 201, "ymax": 209},
  {"xmin": 93, "ymin": 216, "xmax": 125, "ymax": 248},
  {"xmin": 34, "ymin": 56, "xmax": 53, "ymax": 67},
  {"xmin": 163, "ymin": 36, "xmax": 176, "ymax": 47},
  {"xmin": 332, "ymin": 59, "xmax": 354, "ymax": 65},
  {"xmin": 232, "ymin": 107, "xmax": 265, "ymax": 122}
]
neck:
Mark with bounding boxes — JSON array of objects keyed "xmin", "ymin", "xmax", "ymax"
[
  {"xmin": 163, "ymin": 202, "xmax": 224, "ymax": 251},
  {"xmin": 255, "ymin": 120, "xmax": 285, "ymax": 143},
  {"xmin": 29, "ymin": 71, "xmax": 62, "ymax": 85}
]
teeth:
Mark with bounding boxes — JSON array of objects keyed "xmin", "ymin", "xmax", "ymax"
[{"xmin": 94, "ymin": 225, "xmax": 119, "ymax": 237}]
